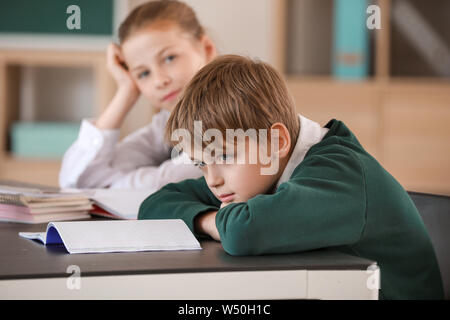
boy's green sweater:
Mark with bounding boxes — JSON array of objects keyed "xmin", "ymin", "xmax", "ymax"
[{"xmin": 138, "ymin": 119, "xmax": 444, "ymax": 300}]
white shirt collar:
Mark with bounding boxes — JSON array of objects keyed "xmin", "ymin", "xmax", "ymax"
[{"xmin": 276, "ymin": 115, "xmax": 329, "ymax": 189}]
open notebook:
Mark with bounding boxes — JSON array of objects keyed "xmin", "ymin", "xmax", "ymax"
[
  {"xmin": 19, "ymin": 219, "xmax": 201, "ymax": 254},
  {"xmin": 87, "ymin": 188, "xmax": 151, "ymax": 220}
]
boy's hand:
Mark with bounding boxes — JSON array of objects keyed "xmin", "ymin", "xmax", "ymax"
[
  {"xmin": 195, "ymin": 203, "xmax": 231, "ymax": 241},
  {"xmin": 194, "ymin": 210, "xmax": 220, "ymax": 241}
]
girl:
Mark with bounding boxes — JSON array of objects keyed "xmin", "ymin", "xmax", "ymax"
[{"xmin": 59, "ymin": 0, "xmax": 217, "ymax": 190}]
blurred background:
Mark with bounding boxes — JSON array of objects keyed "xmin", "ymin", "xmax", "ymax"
[{"xmin": 0, "ymin": 0, "xmax": 449, "ymax": 195}]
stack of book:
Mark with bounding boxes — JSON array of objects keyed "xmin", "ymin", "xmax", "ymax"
[{"xmin": 0, "ymin": 185, "xmax": 92, "ymax": 224}]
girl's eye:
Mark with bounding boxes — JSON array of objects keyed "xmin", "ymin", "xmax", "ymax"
[
  {"xmin": 138, "ymin": 70, "xmax": 150, "ymax": 79},
  {"xmin": 165, "ymin": 55, "xmax": 176, "ymax": 63}
]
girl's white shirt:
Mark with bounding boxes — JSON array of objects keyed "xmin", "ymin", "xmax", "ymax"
[{"xmin": 59, "ymin": 109, "xmax": 202, "ymax": 191}]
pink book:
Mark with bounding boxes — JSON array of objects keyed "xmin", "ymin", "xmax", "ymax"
[
  {"xmin": 0, "ymin": 210, "xmax": 90, "ymax": 224},
  {"xmin": 0, "ymin": 203, "xmax": 92, "ymax": 215}
]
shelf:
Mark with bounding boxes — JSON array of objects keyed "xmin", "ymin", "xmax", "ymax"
[
  {"xmin": 0, "ymin": 48, "xmax": 116, "ymax": 186},
  {"xmin": 2, "ymin": 153, "xmax": 61, "ymax": 164},
  {"xmin": 390, "ymin": 0, "xmax": 450, "ymax": 78},
  {"xmin": 0, "ymin": 154, "xmax": 61, "ymax": 187},
  {"xmin": 282, "ymin": 0, "xmax": 450, "ymax": 81},
  {"xmin": 381, "ymin": 77, "xmax": 450, "ymax": 90},
  {"xmin": 0, "ymin": 49, "xmax": 106, "ymax": 67},
  {"xmin": 283, "ymin": 74, "xmax": 450, "ymax": 93},
  {"xmin": 286, "ymin": 75, "xmax": 379, "ymax": 87}
]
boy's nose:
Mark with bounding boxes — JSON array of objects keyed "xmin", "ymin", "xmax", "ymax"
[{"xmin": 205, "ymin": 166, "xmax": 224, "ymax": 189}]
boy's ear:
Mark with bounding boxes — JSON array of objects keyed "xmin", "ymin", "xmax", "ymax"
[
  {"xmin": 270, "ymin": 123, "xmax": 291, "ymax": 159},
  {"xmin": 200, "ymin": 35, "xmax": 217, "ymax": 63}
]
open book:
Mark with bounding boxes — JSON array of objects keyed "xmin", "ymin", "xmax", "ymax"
[
  {"xmin": 86, "ymin": 188, "xmax": 151, "ymax": 220},
  {"xmin": 19, "ymin": 219, "xmax": 201, "ymax": 254}
]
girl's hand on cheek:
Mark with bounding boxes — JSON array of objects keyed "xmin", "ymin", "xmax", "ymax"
[{"xmin": 106, "ymin": 43, "xmax": 140, "ymax": 99}]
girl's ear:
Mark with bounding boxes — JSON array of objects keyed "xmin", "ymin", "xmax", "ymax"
[{"xmin": 200, "ymin": 35, "xmax": 217, "ymax": 63}]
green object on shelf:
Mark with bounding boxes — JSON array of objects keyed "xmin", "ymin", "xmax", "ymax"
[
  {"xmin": 10, "ymin": 122, "xmax": 80, "ymax": 159},
  {"xmin": 0, "ymin": 0, "xmax": 113, "ymax": 35}
]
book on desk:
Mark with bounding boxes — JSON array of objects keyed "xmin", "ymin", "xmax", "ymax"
[
  {"xmin": 0, "ymin": 186, "xmax": 92, "ymax": 223},
  {"xmin": 0, "ymin": 182, "xmax": 201, "ymax": 255},
  {"xmin": 0, "ymin": 183, "xmax": 151, "ymax": 223},
  {"xmin": 19, "ymin": 219, "xmax": 202, "ymax": 254}
]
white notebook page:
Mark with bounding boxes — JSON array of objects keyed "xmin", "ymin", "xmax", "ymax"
[{"xmin": 19, "ymin": 219, "xmax": 201, "ymax": 254}]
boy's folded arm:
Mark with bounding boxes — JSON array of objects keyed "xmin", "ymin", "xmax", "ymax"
[
  {"xmin": 216, "ymin": 151, "xmax": 367, "ymax": 256},
  {"xmin": 138, "ymin": 177, "xmax": 221, "ymax": 236}
]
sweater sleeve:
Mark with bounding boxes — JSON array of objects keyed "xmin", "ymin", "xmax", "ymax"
[
  {"xmin": 138, "ymin": 177, "xmax": 221, "ymax": 236},
  {"xmin": 216, "ymin": 147, "xmax": 367, "ymax": 256}
]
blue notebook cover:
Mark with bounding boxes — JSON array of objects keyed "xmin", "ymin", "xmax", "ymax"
[{"xmin": 332, "ymin": 0, "xmax": 369, "ymax": 80}]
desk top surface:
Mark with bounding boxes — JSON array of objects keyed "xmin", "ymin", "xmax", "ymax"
[{"xmin": 0, "ymin": 220, "xmax": 375, "ymax": 280}]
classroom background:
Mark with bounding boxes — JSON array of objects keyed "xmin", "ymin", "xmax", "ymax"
[{"xmin": 0, "ymin": 0, "xmax": 449, "ymax": 196}]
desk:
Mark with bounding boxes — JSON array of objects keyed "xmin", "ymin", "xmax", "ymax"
[{"xmin": 0, "ymin": 221, "xmax": 379, "ymax": 300}]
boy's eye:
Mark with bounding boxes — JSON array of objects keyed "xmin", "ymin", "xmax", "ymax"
[
  {"xmin": 217, "ymin": 154, "xmax": 231, "ymax": 163},
  {"xmin": 138, "ymin": 70, "xmax": 150, "ymax": 79},
  {"xmin": 193, "ymin": 161, "xmax": 206, "ymax": 168}
]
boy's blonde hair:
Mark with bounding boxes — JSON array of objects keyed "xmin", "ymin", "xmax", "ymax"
[{"xmin": 165, "ymin": 55, "xmax": 300, "ymax": 151}]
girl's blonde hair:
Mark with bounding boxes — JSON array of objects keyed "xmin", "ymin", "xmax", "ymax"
[
  {"xmin": 165, "ymin": 55, "xmax": 300, "ymax": 150},
  {"xmin": 118, "ymin": 0, "xmax": 205, "ymax": 44}
]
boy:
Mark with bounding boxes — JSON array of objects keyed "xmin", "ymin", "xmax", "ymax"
[{"xmin": 138, "ymin": 55, "xmax": 444, "ymax": 300}]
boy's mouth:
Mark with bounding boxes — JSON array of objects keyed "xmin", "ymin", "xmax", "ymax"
[
  {"xmin": 218, "ymin": 193, "xmax": 235, "ymax": 203},
  {"xmin": 162, "ymin": 89, "xmax": 181, "ymax": 102}
]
